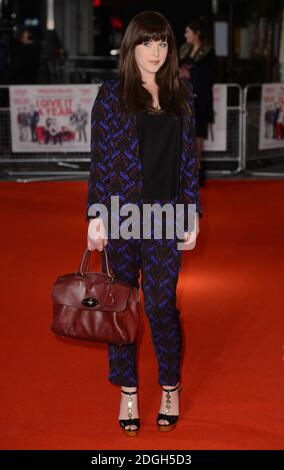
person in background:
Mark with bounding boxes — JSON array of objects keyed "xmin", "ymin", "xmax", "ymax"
[
  {"xmin": 0, "ymin": 32, "xmax": 9, "ymax": 85},
  {"xmin": 179, "ymin": 17, "xmax": 215, "ymax": 187},
  {"xmin": 9, "ymin": 28, "xmax": 41, "ymax": 84}
]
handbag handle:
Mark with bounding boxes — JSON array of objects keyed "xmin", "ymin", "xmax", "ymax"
[{"xmin": 78, "ymin": 246, "xmax": 115, "ymax": 280}]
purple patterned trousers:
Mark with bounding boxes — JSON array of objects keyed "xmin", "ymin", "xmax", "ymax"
[{"xmin": 101, "ymin": 197, "xmax": 184, "ymax": 387}]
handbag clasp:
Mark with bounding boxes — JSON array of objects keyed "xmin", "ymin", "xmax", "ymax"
[{"xmin": 82, "ymin": 297, "xmax": 99, "ymax": 307}]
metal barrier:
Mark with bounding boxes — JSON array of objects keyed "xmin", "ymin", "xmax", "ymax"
[
  {"xmin": 243, "ymin": 84, "xmax": 284, "ymax": 176},
  {"xmin": 0, "ymin": 85, "xmax": 90, "ymax": 181},
  {"xmin": 0, "ymin": 82, "xmax": 246, "ymax": 181},
  {"xmin": 7, "ymin": 81, "xmax": 284, "ymax": 180},
  {"xmin": 203, "ymin": 83, "xmax": 244, "ymax": 175},
  {"xmin": 0, "ymin": 62, "xmax": 118, "ymax": 181},
  {"xmin": 4, "ymin": 81, "xmax": 284, "ymax": 180}
]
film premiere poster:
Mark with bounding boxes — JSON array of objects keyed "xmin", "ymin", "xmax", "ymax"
[
  {"xmin": 259, "ymin": 83, "xmax": 284, "ymax": 150},
  {"xmin": 203, "ymin": 84, "xmax": 227, "ymax": 152},
  {"xmin": 9, "ymin": 84, "xmax": 100, "ymax": 153}
]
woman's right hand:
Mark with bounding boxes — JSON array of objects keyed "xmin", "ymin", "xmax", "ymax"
[{"xmin": 87, "ymin": 217, "xmax": 108, "ymax": 251}]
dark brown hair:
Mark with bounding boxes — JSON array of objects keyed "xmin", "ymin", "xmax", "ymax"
[
  {"xmin": 186, "ymin": 17, "xmax": 212, "ymax": 43},
  {"xmin": 118, "ymin": 10, "xmax": 191, "ymax": 117}
]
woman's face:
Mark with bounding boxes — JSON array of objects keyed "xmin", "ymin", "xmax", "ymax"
[
  {"xmin": 185, "ymin": 27, "xmax": 198, "ymax": 44},
  {"xmin": 135, "ymin": 39, "xmax": 168, "ymax": 76}
]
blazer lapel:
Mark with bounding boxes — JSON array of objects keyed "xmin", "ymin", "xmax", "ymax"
[{"xmin": 111, "ymin": 110, "xmax": 143, "ymax": 203}]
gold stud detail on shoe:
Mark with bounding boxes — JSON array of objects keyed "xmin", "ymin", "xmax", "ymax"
[
  {"xmin": 127, "ymin": 393, "xmax": 133, "ymax": 419},
  {"xmin": 165, "ymin": 390, "xmax": 171, "ymax": 414}
]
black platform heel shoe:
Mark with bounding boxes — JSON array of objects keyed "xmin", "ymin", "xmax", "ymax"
[
  {"xmin": 157, "ymin": 384, "xmax": 180, "ymax": 432},
  {"xmin": 119, "ymin": 388, "xmax": 140, "ymax": 437}
]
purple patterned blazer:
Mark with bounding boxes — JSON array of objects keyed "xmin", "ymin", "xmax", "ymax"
[{"xmin": 86, "ymin": 77, "xmax": 202, "ymax": 229}]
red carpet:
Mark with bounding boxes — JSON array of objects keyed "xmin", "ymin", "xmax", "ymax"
[{"xmin": 0, "ymin": 179, "xmax": 284, "ymax": 449}]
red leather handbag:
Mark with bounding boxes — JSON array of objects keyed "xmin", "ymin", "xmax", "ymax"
[{"xmin": 50, "ymin": 246, "xmax": 141, "ymax": 345}]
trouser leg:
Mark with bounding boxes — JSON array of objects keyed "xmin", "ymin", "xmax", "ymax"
[
  {"xmin": 101, "ymin": 235, "xmax": 141, "ymax": 387},
  {"xmin": 141, "ymin": 237, "xmax": 182, "ymax": 385},
  {"xmin": 140, "ymin": 200, "xmax": 182, "ymax": 386}
]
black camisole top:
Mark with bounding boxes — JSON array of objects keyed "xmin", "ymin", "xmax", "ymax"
[{"xmin": 136, "ymin": 109, "xmax": 182, "ymax": 201}]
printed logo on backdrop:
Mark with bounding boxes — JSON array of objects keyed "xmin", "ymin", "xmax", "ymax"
[
  {"xmin": 259, "ymin": 83, "xmax": 284, "ymax": 151},
  {"xmin": 203, "ymin": 84, "xmax": 227, "ymax": 152},
  {"xmin": 9, "ymin": 84, "xmax": 100, "ymax": 153}
]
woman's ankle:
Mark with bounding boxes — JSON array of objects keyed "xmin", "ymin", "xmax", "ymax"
[
  {"xmin": 121, "ymin": 385, "xmax": 137, "ymax": 393},
  {"xmin": 119, "ymin": 385, "xmax": 140, "ymax": 423},
  {"xmin": 161, "ymin": 382, "xmax": 179, "ymax": 390}
]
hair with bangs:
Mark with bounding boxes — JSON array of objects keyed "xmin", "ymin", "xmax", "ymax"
[{"xmin": 117, "ymin": 10, "xmax": 191, "ymax": 117}]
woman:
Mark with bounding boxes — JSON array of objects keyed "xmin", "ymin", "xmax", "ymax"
[
  {"xmin": 179, "ymin": 17, "xmax": 215, "ymax": 186},
  {"xmin": 86, "ymin": 10, "xmax": 202, "ymax": 436}
]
